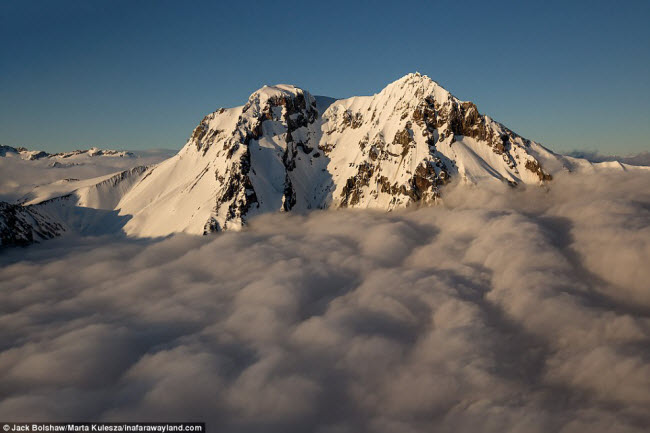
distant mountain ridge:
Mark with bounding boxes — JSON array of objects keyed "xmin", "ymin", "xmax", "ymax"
[
  {"xmin": 1, "ymin": 73, "xmax": 647, "ymax": 246},
  {"xmin": 0, "ymin": 145, "xmax": 134, "ymax": 160},
  {"xmin": 566, "ymin": 150, "xmax": 650, "ymax": 167}
]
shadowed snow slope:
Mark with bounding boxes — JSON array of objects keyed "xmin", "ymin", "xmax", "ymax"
[{"xmin": 1, "ymin": 171, "xmax": 649, "ymax": 432}]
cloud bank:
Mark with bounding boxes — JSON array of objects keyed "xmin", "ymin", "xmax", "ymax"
[{"xmin": 1, "ymin": 171, "xmax": 649, "ymax": 432}]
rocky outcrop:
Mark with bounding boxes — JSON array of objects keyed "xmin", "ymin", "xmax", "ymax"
[
  {"xmin": 210, "ymin": 148, "xmax": 258, "ymax": 232},
  {"xmin": 340, "ymin": 163, "xmax": 375, "ymax": 207},
  {"xmin": 0, "ymin": 202, "xmax": 64, "ymax": 247},
  {"xmin": 525, "ymin": 160, "xmax": 553, "ymax": 181}
]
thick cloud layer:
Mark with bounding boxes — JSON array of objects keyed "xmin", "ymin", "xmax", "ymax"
[{"xmin": 1, "ymin": 171, "xmax": 649, "ymax": 432}]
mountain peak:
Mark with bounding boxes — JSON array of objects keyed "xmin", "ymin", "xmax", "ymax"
[
  {"xmin": 380, "ymin": 72, "xmax": 453, "ymax": 105},
  {"xmin": 395, "ymin": 71, "xmax": 428, "ymax": 83},
  {"xmin": 241, "ymin": 84, "xmax": 318, "ymax": 123},
  {"xmin": 248, "ymin": 83, "xmax": 307, "ymax": 101},
  {"xmin": 245, "ymin": 84, "xmax": 315, "ymax": 110}
]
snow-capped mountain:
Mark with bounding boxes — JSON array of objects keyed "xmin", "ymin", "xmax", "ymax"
[
  {"xmin": 113, "ymin": 73, "xmax": 562, "ymax": 236},
  {"xmin": 2, "ymin": 73, "xmax": 644, "ymax": 245}
]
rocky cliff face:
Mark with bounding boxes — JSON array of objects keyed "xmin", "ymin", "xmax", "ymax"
[
  {"xmin": 0, "ymin": 201, "xmax": 65, "ymax": 247},
  {"xmin": 192, "ymin": 84, "xmax": 321, "ymax": 232}
]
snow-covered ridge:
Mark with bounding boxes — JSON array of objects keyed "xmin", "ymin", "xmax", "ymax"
[
  {"xmin": 566, "ymin": 150, "xmax": 650, "ymax": 167},
  {"xmin": 0, "ymin": 145, "xmax": 135, "ymax": 161},
  {"xmin": 3, "ymin": 73, "xmax": 646, "ymax": 244}
]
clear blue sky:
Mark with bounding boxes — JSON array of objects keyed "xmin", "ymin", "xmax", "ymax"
[{"xmin": 2, "ymin": 0, "xmax": 649, "ymax": 154}]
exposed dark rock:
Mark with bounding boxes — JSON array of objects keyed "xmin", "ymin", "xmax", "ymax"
[
  {"xmin": 0, "ymin": 145, "xmax": 19, "ymax": 156},
  {"xmin": 191, "ymin": 118, "xmax": 210, "ymax": 150},
  {"xmin": 282, "ymin": 174, "xmax": 296, "ymax": 211},
  {"xmin": 318, "ymin": 143, "xmax": 335, "ymax": 155},
  {"xmin": 398, "ymin": 161, "xmax": 443, "ymax": 203},
  {"xmin": 412, "ymin": 96, "xmax": 438, "ymax": 128},
  {"xmin": 340, "ymin": 163, "xmax": 375, "ymax": 207},
  {"xmin": 209, "ymin": 147, "xmax": 259, "ymax": 232},
  {"xmin": 0, "ymin": 201, "xmax": 64, "ymax": 247},
  {"xmin": 202, "ymin": 217, "xmax": 221, "ymax": 234},
  {"xmin": 525, "ymin": 160, "xmax": 553, "ymax": 181},
  {"xmin": 369, "ymin": 146, "xmax": 380, "ymax": 161},
  {"xmin": 282, "ymin": 145, "xmax": 297, "ymax": 171},
  {"xmin": 393, "ymin": 128, "xmax": 413, "ymax": 157},
  {"xmin": 359, "ymin": 134, "xmax": 369, "ymax": 151},
  {"xmin": 379, "ymin": 176, "xmax": 400, "ymax": 195},
  {"xmin": 343, "ymin": 110, "xmax": 364, "ymax": 129},
  {"xmin": 25, "ymin": 151, "xmax": 50, "ymax": 160}
]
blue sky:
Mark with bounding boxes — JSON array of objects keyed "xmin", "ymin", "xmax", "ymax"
[{"xmin": 1, "ymin": 0, "xmax": 649, "ymax": 154}]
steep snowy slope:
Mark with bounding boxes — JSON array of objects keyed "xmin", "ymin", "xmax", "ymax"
[{"xmin": 20, "ymin": 166, "xmax": 150, "ymax": 208}]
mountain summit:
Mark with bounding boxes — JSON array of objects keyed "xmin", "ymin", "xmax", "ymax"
[{"xmin": 5, "ymin": 73, "xmax": 626, "ymax": 245}]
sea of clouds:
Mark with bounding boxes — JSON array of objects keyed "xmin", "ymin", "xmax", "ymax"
[{"xmin": 1, "ymin": 171, "xmax": 649, "ymax": 433}]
